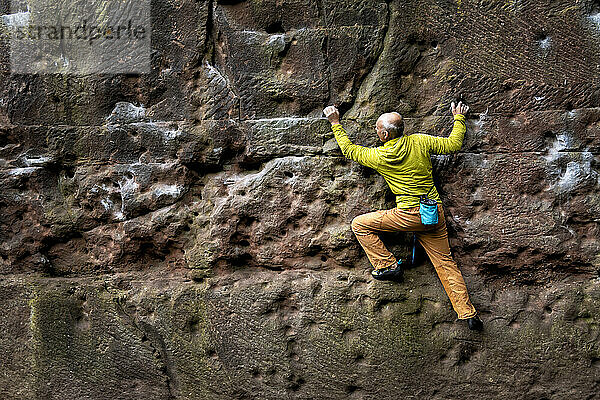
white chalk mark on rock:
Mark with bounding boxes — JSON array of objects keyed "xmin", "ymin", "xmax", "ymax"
[
  {"xmin": 152, "ymin": 184, "xmax": 183, "ymax": 198},
  {"xmin": 106, "ymin": 102, "xmax": 146, "ymax": 124},
  {"xmin": 588, "ymin": 12, "xmax": 600, "ymax": 29},
  {"xmin": 7, "ymin": 167, "xmax": 41, "ymax": 176},
  {"xmin": 1, "ymin": 11, "xmax": 30, "ymax": 28},
  {"xmin": 544, "ymin": 132, "xmax": 571, "ymax": 163},
  {"xmin": 538, "ymin": 37, "xmax": 551, "ymax": 50}
]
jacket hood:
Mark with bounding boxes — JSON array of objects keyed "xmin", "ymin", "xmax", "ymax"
[{"xmin": 379, "ymin": 136, "xmax": 409, "ymax": 165}]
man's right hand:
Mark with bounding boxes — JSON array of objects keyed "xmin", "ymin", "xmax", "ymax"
[
  {"xmin": 451, "ymin": 101, "xmax": 469, "ymax": 116},
  {"xmin": 323, "ymin": 105, "xmax": 340, "ymax": 125}
]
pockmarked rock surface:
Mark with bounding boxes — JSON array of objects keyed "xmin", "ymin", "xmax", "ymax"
[
  {"xmin": 2, "ymin": 271, "xmax": 600, "ymax": 399},
  {"xmin": 0, "ymin": 0, "xmax": 599, "ymax": 398}
]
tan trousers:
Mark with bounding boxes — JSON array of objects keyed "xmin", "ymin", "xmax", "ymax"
[{"xmin": 351, "ymin": 204, "xmax": 477, "ymax": 319}]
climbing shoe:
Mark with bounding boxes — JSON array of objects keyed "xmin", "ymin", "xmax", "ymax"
[
  {"xmin": 371, "ymin": 260, "xmax": 404, "ymax": 281},
  {"xmin": 466, "ymin": 314, "xmax": 483, "ymax": 331}
]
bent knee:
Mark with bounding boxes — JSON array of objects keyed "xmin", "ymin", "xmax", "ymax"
[
  {"xmin": 351, "ymin": 214, "xmax": 373, "ymax": 234},
  {"xmin": 351, "ymin": 216, "xmax": 360, "ymax": 233},
  {"xmin": 351, "ymin": 215, "xmax": 365, "ymax": 233}
]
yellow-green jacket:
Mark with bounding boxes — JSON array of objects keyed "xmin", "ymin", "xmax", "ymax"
[{"xmin": 331, "ymin": 114, "xmax": 467, "ymax": 209}]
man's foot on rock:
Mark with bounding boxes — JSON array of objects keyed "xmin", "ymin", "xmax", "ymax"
[
  {"xmin": 371, "ymin": 261, "xmax": 404, "ymax": 281},
  {"xmin": 466, "ymin": 314, "xmax": 483, "ymax": 331}
]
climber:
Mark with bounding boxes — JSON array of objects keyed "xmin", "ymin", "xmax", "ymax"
[{"xmin": 322, "ymin": 102, "xmax": 483, "ymax": 331}]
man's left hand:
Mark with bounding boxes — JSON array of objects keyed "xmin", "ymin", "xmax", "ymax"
[{"xmin": 323, "ymin": 105, "xmax": 340, "ymax": 125}]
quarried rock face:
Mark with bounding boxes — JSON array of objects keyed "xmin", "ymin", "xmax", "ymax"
[
  {"xmin": 2, "ymin": 272, "xmax": 600, "ymax": 399},
  {"xmin": 0, "ymin": 0, "xmax": 599, "ymax": 398}
]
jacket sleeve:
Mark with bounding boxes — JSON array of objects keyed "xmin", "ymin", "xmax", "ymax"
[
  {"xmin": 331, "ymin": 123, "xmax": 381, "ymax": 169},
  {"xmin": 421, "ymin": 114, "xmax": 467, "ymax": 154}
]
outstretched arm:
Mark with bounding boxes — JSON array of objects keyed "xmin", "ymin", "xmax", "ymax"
[
  {"xmin": 423, "ymin": 101, "xmax": 470, "ymax": 154},
  {"xmin": 323, "ymin": 106, "xmax": 381, "ymax": 169}
]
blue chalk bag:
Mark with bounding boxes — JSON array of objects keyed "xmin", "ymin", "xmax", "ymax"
[
  {"xmin": 419, "ymin": 195, "xmax": 438, "ymax": 225},
  {"xmin": 397, "ymin": 184, "xmax": 439, "ymax": 225}
]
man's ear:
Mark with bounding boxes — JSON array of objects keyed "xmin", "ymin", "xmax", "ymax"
[{"xmin": 383, "ymin": 130, "xmax": 389, "ymax": 140}]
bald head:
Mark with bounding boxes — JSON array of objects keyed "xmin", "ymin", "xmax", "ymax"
[{"xmin": 376, "ymin": 112, "xmax": 404, "ymax": 142}]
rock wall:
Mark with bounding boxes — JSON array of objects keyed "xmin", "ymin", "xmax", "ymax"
[{"xmin": 0, "ymin": 0, "xmax": 599, "ymax": 398}]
